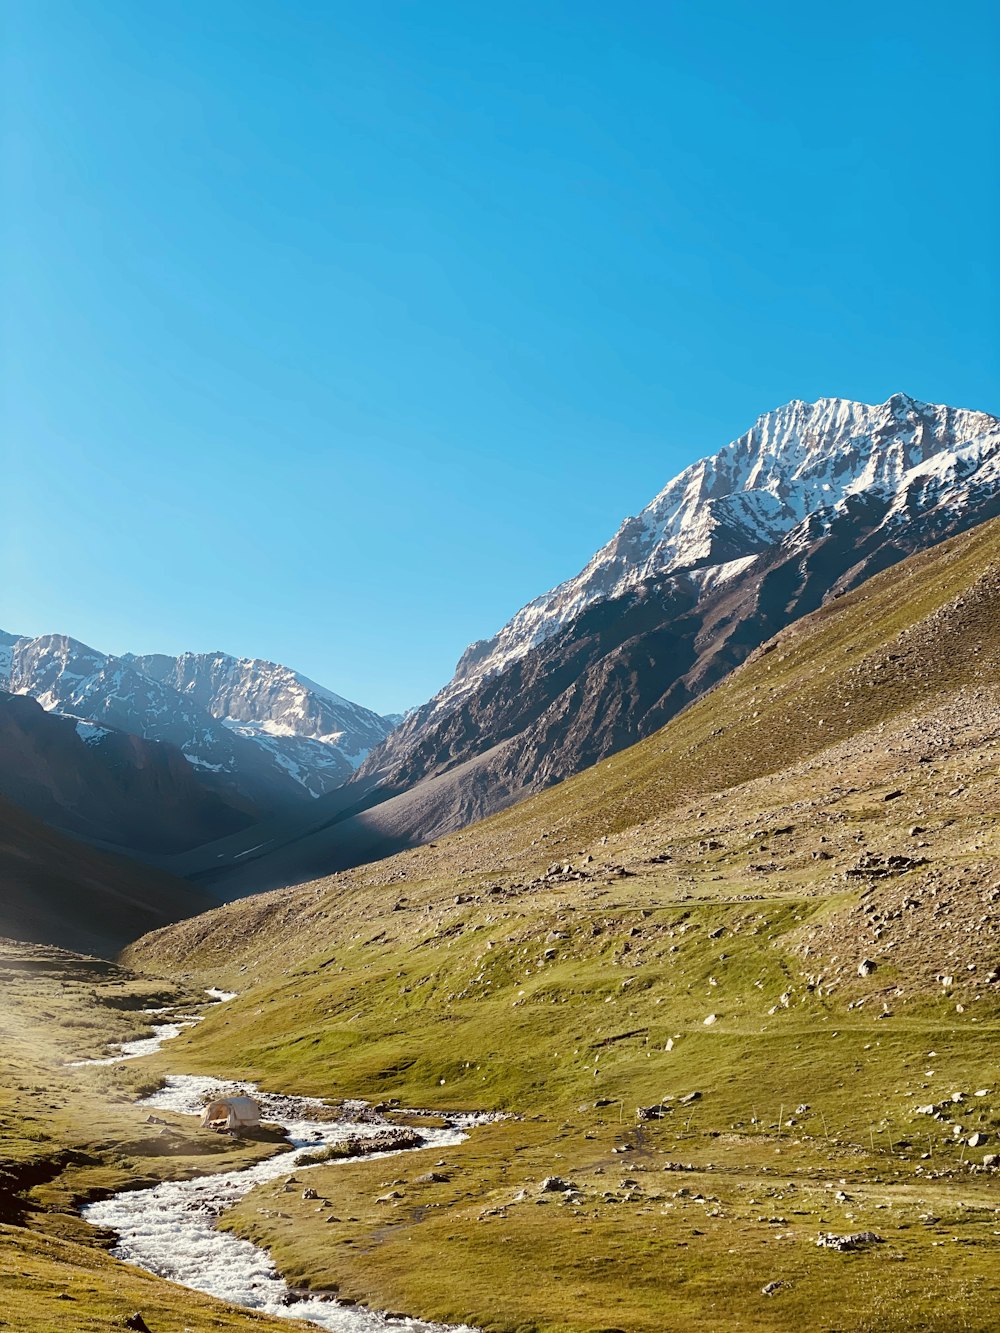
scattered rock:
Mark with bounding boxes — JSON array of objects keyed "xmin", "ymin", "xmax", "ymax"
[
  {"xmin": 637, "ymin": 1103, "xmax": 672, "ymax": 1120},
  {"xmin": 846, "ymin": 853, "xmax": 927, "ymax": 880},
  {"xmin": 761, "ymin": 1280, "xmax": 785, "ymax": 1296},
  {"xmin": 541, "ymin": 1176, "xmax": 574, "ymax": 1192},
  {"xmin": 124, "ymin": 1318, "xmax": 151, "ymax": 1333},
  {"xmin": 703, "ymin": 1013, "xmax": 719, "ymax": 1026},
  {"xmin": 296, "ymin": 1128, "xmax": 424, "ymax": 1164},
  {"xmin": 816, "ymin": 1231, "xmax": 884, "ymax": 1251}
]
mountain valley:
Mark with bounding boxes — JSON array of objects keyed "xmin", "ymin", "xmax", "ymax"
[
  {"xmin": 3, "ymin": 400, "xmax": 1000, "ymax": 1332},
  {"xmin": 173, "ymin": 395, "xmax": 1000, "ymax": 898}
]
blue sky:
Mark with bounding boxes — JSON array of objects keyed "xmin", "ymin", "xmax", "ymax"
[{"xmin": 2, "ymin": 1, "xmax": 998, "ymax": 712}]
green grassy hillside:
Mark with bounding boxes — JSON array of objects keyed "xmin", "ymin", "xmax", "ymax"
[{"xmin": 118, "ymin": 518, "xmax": 1000, "ymax": 1329}]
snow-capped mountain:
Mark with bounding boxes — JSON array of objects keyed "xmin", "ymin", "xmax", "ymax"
[
  {"xmin": 342, "ymin": 394, "xmax": 1000, "ymax": 853},
  {"xmin": 0, "ymin": 635, "xmax": 394, "ymax": 810},
  {"xmin": 441, "ymin": 394, "xmax": 1000, "ymax": 712},
  {"xmin": 131, "ymin": 651, "xmax": 394, "ymax": 793}
]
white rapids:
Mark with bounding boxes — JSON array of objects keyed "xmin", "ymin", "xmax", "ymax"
[
  {"xmin": 79, "ymin": 998, "xmax": 484, "ymax": 1332},
  {"xmin": 69, "ymin": 1018, "xmax": 200, "ymax": 1066},
  {"xmin": 69, "ymin": 987, "xmax": 230, "ymax": 1066}
]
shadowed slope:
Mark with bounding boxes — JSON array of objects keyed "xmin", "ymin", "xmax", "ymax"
[
  {"xmin": 0, "ymin": 797, "xmax": 216, "ymax": 956},
  {"xmin": 0, "ymin": 691, "xmax": 253, "ymax": 853}
]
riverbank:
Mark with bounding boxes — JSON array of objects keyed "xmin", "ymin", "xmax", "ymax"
[
  {"xmin": 0, "ymin": 941, "xmax": 296, "ymax": 1332},
  {"xmin": 86, "ymin": 1073, "xmax": 483, "ymax": 1332},
  {"xmin": 2, "ymin": 940, "xmax": 494, "ymax": 1333}
]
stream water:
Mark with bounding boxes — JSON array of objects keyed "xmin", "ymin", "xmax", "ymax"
[{"xmin": 78, "ymin": 995, "xmax": 484, "ymax": 1332}]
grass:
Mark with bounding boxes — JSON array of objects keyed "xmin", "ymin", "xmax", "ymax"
[
  {"xmin": 134, "ymin": 694, "xmax": 1000, "ymax": 1329},
  {"xmin": 14, "ymin": 518, "xmax": 1000, "ymax": 1330},
  {"xmin": 221, "ymin": 1116, "xmax": 1000, "ymax": 1332},
  {"xmin": 0, "ymin": 942, "xmax": 298, "ymax": 1332}
]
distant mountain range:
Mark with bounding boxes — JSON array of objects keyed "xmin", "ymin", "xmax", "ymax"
[
  {"xmin": 0, "ymin": 634, "xmax": 396, "ymax": 852},
  {"xmin": 180, "ymin": 393, "xmax": 1000, "ymax": 895},
  {"xmin": 6, "ymin": 392, "xmax": 998, "ymax": 894}
]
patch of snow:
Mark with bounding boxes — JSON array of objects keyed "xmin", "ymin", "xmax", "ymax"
[
  {"xmin": 688, "ymin": 553, "xmax": 761, "ymax": 594},
  {"xmin": 74, "ymin": 720, "xmax": 113, "ymax": 745},
  {"xmin": 184, "ymin": 755, "xmax": 226, "ymax": 772},
  {"xmin": 232, "ymin": 843, "xmax": 270, "ymax": 860}
]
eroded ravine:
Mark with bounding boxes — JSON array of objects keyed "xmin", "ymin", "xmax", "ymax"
[{"xmin": 79, "ymin": 995, "xmax": 484, "ymax": 1333}]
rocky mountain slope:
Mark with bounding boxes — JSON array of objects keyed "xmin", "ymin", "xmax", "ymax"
[
  {"xmin": 346, "ymin": 394, "xmax": 1000, "ymax": 845},
  {"xmin": 436, "ymin": 393, "xmax": 1000, "ymax": 706},
  {"xmin": 0, "ymin": 635, "xmax": 394, "ymax": 823},
  {"xmin": 0, "ymin": 690, "xmax": 252, "ymax": 853},
  {"xmin": 136, "ymin": 511, "xmax": 1000, "ymax": 968},
  {"xmin": 125, "ymin": 515, "xmax": 1000, "ymax": 1332}
]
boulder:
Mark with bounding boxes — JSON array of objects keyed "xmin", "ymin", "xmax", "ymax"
[
  {"xmin": 816, "ymin": 1231, "xmax": 883, "ymax": 1251},
  {"xmin": 540, "ymin": 1175, "xmax": 574, "ymax": 1193}
]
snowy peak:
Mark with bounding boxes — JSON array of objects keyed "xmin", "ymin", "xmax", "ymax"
[
  {"xmin": 350, "ymin": 393, "xmax": 1000, "ymax": 850},
  {"xmin": 0, "ymin": 635, "xmax": 391, "ymax": 806},
  {"xmin": 131, "ymin": 651, "xmax": 392, "ymax": 764},
  {"xmin": 446, "ymin": 395, "xmax": 1000, "ymax": 701},
  {"xmin": 573, "ymin": 395, "xmax": 997, "ymax": 593}
]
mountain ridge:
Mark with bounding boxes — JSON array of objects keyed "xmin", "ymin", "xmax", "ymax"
[
  {"xmin": 0, "ymin": 635, "xmax": 394, "ymax": 817},
  {"xmin": 403, "ymin": 393, "xmax": 1000, "ymax": 720},
  {"xmin": 343, "ymin": 394, "xmax": 1000, "ymax": 852}
]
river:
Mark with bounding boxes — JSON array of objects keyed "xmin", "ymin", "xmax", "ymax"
[{"xmin": 79, "ymin": 993, "xmax": 484, "ymax": 1333}]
